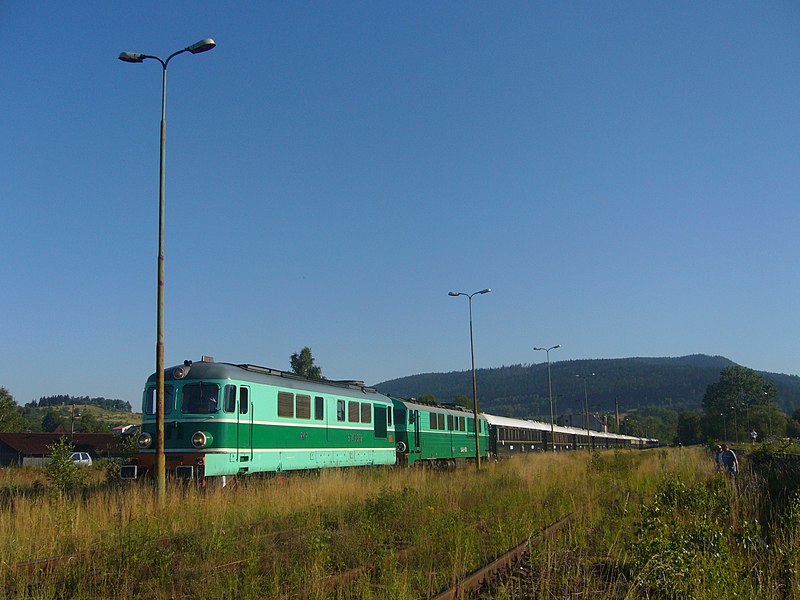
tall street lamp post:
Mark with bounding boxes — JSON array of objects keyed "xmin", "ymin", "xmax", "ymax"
[
  {"xmin": 534, "ymin": 345, "xmax": 560, "ymax": 452},
  {"xmin": 119, "ymin": 38, "xmax": 216, "ymax": 500},
  {"xmin": 576, "ymin": 373, "xmax": 595, "ymax": 453},
  {"xmin": 449, "ymin": 288, "xmax": 491, "ymax": 470},
  {"xmin": 720, "ymin": 413, "xmax": 727, "ymax": 443}
]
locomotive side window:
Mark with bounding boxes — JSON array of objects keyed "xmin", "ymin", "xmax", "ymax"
[
  {"xmin": 387, "ymin": 406, "xmax": 392, "ymax": 426},
  {"xmin": 182, "ymin": 383, "xmax": 220, "ymax": 414},
  {"xmin": 438, "ymin": 413, "xmax": 445, "ymax": 430},
  {"xmin": 145, "ymin": 385, "xmax": 174, "ymax": 415},
  {"xmin": 459, "ymin": 416, "xmax": 465, "ymax": 431},
  {"xmin": 278, "ymin": 392, "xmax": 294, "ymax": 418},
  {"xmin": 223, "ymin": 385, "xmax": 236, "ymax": 413},
  {"xmin": 348, "ymin": 401, "xmax": 360, "ymax": 422},
  {"xmin": 360, "ymin": 402, "xmax": 371, "ymax": 424},
  {"xmin": 240, "ymin": 387, "xmax": 249, "ymax": 415},
  {"xmin": 314, "ymin": 396, "xmax": 324, "ymax": 420},
  {"xmin": 429, "ymin": 413, "xmax": 437, "ymax": 429},
  {"xmin": 296, "ymin": 394, "xmax": 311, "ymax": 419},
  {"xmin": 337, "ymin": 399, "xmax": 345, "ymax": 422},
  {"xmin": 447, "ymin": 415, "xmax": 454, "ymax": 430}
]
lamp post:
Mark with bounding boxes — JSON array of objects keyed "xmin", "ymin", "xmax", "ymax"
[
  {"xmin": 70, "ymin": 405, "xmax": 80, "ymax": 440},
  {"xmin": 534, "ymin": 345, "xmax": 560, "ymax": 452},
  {"xmin": 721, "ymin": 413, "xmax": 727, "ymax": 443},
  {"xmin": 576, "ymin": 374, "xmax": 595, "ymax": 453},
  {"xmin": 731, "ymin": 405, "xmax": 738, "ymax": 444},
  {"xmin": 449, "ymin": 288, "xmax": 491, "ymax": 470},
  {"xmin": 119, "ymin": 38, "xmax": 216, "ymax": 500}
]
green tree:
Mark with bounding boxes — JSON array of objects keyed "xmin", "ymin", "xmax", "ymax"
[
  {"xmin": 45, "ymin": 437, "xmax": 87, "ymax": 494},
  {"xmin": 416, "ymin": 394, "xmax": 438, "ymax": 405},
  {"xmin": 290, "ymin": 346, "xmax": 322, "ymax": 379},
  {"xmin": 41, "ymin": 409, "xmax": 64, "ymax": 432},
  {"xmin": 454, "ymin": 394, "xmax": 472, "ymax": 409},
  {"xmin": 702, "ymin": 366, "xmax": 776, "ymax": 439},
  {"xmin": 0, "ymin": 388, "xmax": 24, "ymax": 432},
  {"xmin": 676, "ymin": 410, "xmax": 704, "ymax": 445}
]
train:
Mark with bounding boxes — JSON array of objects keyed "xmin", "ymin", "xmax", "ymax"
[{"xmin": 120, "ymin": 356, "xmax": 657, "ymax": 484}]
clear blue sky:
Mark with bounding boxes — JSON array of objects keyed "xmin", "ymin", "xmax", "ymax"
[{"xmin": 2, "ymin": 2, "xmax": 799, "ymax": 406}]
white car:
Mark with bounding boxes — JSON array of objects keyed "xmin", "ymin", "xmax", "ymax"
[{"xmin": 70, "ymin": 452, "xmax": 93, "ymax": 467}]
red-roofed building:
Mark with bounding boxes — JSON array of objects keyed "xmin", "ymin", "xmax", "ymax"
[{"xmin": 0, "ymin": 433, "xmax": 116, "ymax": 467}]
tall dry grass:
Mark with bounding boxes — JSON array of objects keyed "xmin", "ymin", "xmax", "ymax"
[{"xmin": 11, "ymin": 448, "xmax": 779, "ymax": 599}]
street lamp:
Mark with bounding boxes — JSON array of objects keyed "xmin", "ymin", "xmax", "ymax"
[
  {"xmin": 534, "ymin": 345, "xmax": 560, "ymax": 452},
  {"xmin": 70, "ymin": 405, "xmax": 81, "ymax": 440},
  {"xmin": 721, "ymin": 413, "xmax": 727, "ymax": 443},
  {"xmin": 576, "ymin": 373, "xmax": 595, "ymax": 453},
  {"xmin": 119, "ymin": 38, "xmax": 216, "ymax": 500},
  {"xmin": 449, "ymin": 288, "xmax": 491, "ymax": 469}
]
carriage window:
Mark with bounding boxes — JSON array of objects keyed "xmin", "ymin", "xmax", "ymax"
[
  {"xmin": 145, "ymin": 385, "xmax": 174, "ymax": 415},
  {"xmin": 387, "ymin": 407, "xmax": 392, "ymax": 426},
  {"xmin": 296, "ymin": 394, "xmax": 311, "ymax": 419},
  {"xmin": 278, "ymin": 392, "xmax": 294, "ymax": 418},
  {"xmin": 314, "ymin": 396, "xmax": 324, "ymax": 420},
  {"xmin": 429, "ymin": 413, "xmax": 437, "ymax": 429},
  {"xmin": 240, "ymin": 387, "xmax": 249, "ymax": 415},
  {"xmin": 223, "ymin": 385, "xmax": 236, "ymax": 413},
  {"xmin": 459, "ymin": 416, "xmax": 465, "ymax": 431},
  {"xmin": 182, "ymin": 383, "xmax": 220, "ymax": 414},
  {"xmin": 468, "ymin": 417, "xmax": 474, "ymax": 432},
  {"xmin": 438, "ymin": 413, "xmax": 445, "ymax": 430},
  {"xmin": 447, "ymin": 415, "xmax": 454, "ymax": 430},
  {"xmin": 348, "ymin": 401, "xmax": 360, "ymax": 422},
  {"xmin": 361, "ymin": 402, "xmax": 371, "ymax": 424}
]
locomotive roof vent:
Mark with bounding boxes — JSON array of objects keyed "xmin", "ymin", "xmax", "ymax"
[{"xmin": 201, "ymin": 355, "xmax": 215, "ymax": 363}]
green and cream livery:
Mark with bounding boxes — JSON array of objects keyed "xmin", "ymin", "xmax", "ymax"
[{"xmin": 124, "ymin": 357, "xmax": 402, "ymax": 482}]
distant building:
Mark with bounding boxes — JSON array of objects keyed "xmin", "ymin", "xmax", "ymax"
[
  {"xmin": 0, "ymin": 433, "xmax": 117, "ymax": 467},
  {"xmin": 111, "ymin": 424, "xmax": 139, "ymax": 436}
]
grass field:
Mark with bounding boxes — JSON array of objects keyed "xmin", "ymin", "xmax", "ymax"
[{"xmin": 1, "ymin": 447, "xmax": 798, "ymax": 599}]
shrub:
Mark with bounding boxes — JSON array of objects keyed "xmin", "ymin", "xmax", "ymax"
[{"xmin": 45, "ymin": 437, "xmax": 87, "ymax": 494}]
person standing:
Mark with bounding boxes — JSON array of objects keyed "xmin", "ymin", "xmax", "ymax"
[
  {"xmin": 750, "ymin": 430, "xmax": 758, "ymax": 445},
  {"xmin": 719, "ymin": 444, "xmax": 739, "ymax": 477}
]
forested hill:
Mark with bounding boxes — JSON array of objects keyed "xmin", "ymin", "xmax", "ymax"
[{"xmin": 375, "ymin": 355, "xmax": 800, "ymax": 420}]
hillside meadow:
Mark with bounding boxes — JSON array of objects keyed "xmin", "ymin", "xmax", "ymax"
[{"xmin": 1, "ymin": 446, "xmax": 798, "ymax": 599}]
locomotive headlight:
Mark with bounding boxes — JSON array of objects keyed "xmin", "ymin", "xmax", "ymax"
[
  {"xmin": 137, "ymin": 432, "xmax": 153, "ymax": 449},
  {"xmin": 191, "ymin": 431, "xmax": 213, "ymax": 449}
]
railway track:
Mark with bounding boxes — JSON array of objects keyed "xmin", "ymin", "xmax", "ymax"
[{"xmin": 7, "ymin": 487, "xmax": 609, "ymax": 599}]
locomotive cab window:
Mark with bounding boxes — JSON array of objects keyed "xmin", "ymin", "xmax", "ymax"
[
  {"xmin": 240, "ymin": 387, "xmax": 249, "ymax": 415},
  {"xmin": 145, "ymin": 385, "xmax": 174, "ymax": 416},
  {"xmin": 223, "ymin": 385, "xmax": 237, "ymax": 413},
  {"xmin": 181, "ymin": 383, "xmax": 220, "ymax": 414}
]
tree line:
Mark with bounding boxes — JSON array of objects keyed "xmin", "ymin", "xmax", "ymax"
[{"xmin": 25, "ymin": 395, "xmax": 132, "ymax": 413}]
